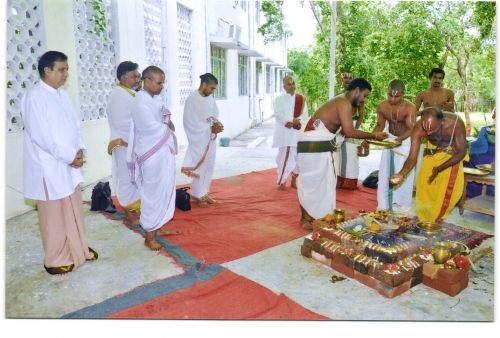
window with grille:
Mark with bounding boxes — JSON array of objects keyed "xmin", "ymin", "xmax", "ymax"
[
  {"xmin": 265, "ymin": 64, "xmax": 271, "ymax": 94},
  {"xmin": 255, "ymin": 61, "xmax": 262, "ymax": 94},
  {"xmin": 177, "ymin": 3, "xmax": 193, "ymax": 104},
  {"xmin": 239, "ymin": 0, "xmax": 248, "ymax": 11},
  {"xmin": 238, "ymin": 55, "xmax": 248, "ymax": 96},
  {"xmin": 275, "ymin": 68, "xmax": 280, "ymax": 92},
  {"xmin": 211, "ymin": 46, "xmax": 226, "ymax": 99},
  {"xmin": 73, "ymin": 0, "xmax": 116, "ymax": 121},
  {"xmin": 6, "ymin": 0, "xmax": 45, "ymax": 132},
  {"xmin": 143, "ymin": 0, "xmax": 163, "ymax": 67}
]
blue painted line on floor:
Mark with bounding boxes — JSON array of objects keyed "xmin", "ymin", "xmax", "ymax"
[
  {"xmin": 62, "ymin": 263, "xmax": 224, "ymax": 318},
  {"xmin": 62, "ymin": 218, "xmax": 214, "ymax": 318}
]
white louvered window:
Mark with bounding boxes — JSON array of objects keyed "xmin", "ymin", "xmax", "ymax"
[
  {"xmin": 143, "ymin": 0, "xmax": 163, "ymax": 67},
  {"xmin": 73, "ymin": 0, "xmax": 116, "ymax": 121},
  {"xmin": 6, "ymin": 0, "xmax": 45, "ymax": 132},
  {"xmin": 238, "ymin": 55, "xmax": 248, "ymax": 96},
  {"xmin": 177, "ymin": 3, "xmax": 193, "ymax": 104}
]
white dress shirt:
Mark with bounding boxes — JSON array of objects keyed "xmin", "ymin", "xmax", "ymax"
[{"xmin": 21, "ymin": 81, "xmax": 85, "ymax": 200}]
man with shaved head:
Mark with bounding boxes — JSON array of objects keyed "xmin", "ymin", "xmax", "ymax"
[
  {"xmin": 272, "ymin": 75, "xmax": 309, "ymax": 190},
  {"xmin": 127, "ymin": 65, "xmax": 178, "ymax": 250},
  {"xmin": 390, "ymin": 107, "xmax": 467, "ymax": 223},
  {"xmin": 366, "ymin": 79, "xmax": 417, "ymax": 213}
]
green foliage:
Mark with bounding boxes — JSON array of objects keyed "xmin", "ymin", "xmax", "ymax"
[
  {"xmin": 91, "ymin": 0, "xmax": 107, "ymax": 38},
  {"xmin": 287, "ymin": 1, "xmax": 496, "ymax": 132},
  {"xmin": 257, "ymin": 0, "xmax": 291, "ymax": 43}
]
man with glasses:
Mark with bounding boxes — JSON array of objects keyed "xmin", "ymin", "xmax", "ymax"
[
  {"xmin": 390, "ymin": 107, "xmax": 467, "ymax": 223},
  {"xmin": 127, "ymin": 66, "xmax": 179, "ymax": 251},
  {"xmin": 181, "ymin": 73, "xmax": 223, "ymax": 208},
  {"xmin": 106, "ymin": 61, "xmax": 142, "ymax": 226}
]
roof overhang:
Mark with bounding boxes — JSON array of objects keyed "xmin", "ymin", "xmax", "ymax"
[{"xmin": 210, "ymin": 36, "xmax": 263, "ymax": 58}]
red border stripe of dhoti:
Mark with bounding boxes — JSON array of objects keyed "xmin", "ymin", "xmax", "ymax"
[{"xmin": 435, "ymin": 163, "xmax": 459, "ymax": 222}]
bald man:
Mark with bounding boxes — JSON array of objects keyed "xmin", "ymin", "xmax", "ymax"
[
  {"xmin": 390, "ymin": 107, "xmax": 467, "ymax": 223},
  {"xmin": 272, "ymin": 75, "xmax": 309, "ymax": 190}
]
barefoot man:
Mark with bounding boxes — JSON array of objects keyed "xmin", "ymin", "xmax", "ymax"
[
  {"xmin": 337, "ymin": 71, "xmax": 366, "ymax": 190},
  {"xmin": 390, "ymin": 107, "xmax": 467, "ymax": 223},
  {"xmin": 416, "ymin": 68, "xmax": 455, "ymax": 113},
  {"xmin": 272, "ymin": 75, "xmax": 308, "ymax": 190},
  {"xmin": 363, "ymin": 80, "xmax": 417, "ymax": 213},
  {"xmin": 127, "ymin": 66, "xmax": 178, "ymax": 250},
  {"xmin": 297, "ymin": 78, "xmax": 387, "ymax": 229}
]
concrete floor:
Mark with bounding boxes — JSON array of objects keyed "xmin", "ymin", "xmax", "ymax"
[{"xmin": 4, "ymin": 119, "xmax": 495, "ymax": 322}]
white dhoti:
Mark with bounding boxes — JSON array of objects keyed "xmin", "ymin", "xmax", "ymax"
[
  {"xmin": 276, "ymin": 146, "xmax": 298, "ymax": 185},
  {"xmin": 183, "ymin": 137, "xmax": 217, "ymax": 199},
  {"xmin": 297, "ymin": 119, "xmax": 339, "ymax": 219},
  {"xmin": 139, "ymin": 137, "xmax": 177, "ymax": 232},
  {"xmin": 182, "ymin": 90, "xmax": 220, "ymax": 200},
  {"xmin": 111, "ymin": 146, "xmax": 141, "ymax": 207},
  {"xmin": 377, "ymin": 134, "xmax": 415, "ymax": 212},
  {"xmin": 339, "ymin": 139, "xmax": 359, "ymax": 179}
]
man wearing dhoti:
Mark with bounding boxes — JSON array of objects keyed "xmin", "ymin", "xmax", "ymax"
[
  {"xmin": 272, "ymin": 75, "xmax": 308, "ymax": 190},
  {"xmin": 21, "ymin": 51, "xmax": 97, "ymax": 274},
  {"xmin": 297, "ymin": 78, "xmax": 387, "ymax": 230},
  {"xmin": 127, "ymin": 66, "xmax": 178, "ymax": 250},
  {"xmin": 391, "ymin": 107, "xmax": 467, "ymax": 223},
  {"xmin": 181, "ymin": 73, "xmax": 224, "ymax": 207},
  {"xmin": 336, "ymin": 72, "xmax": 366, "ymax": 190},
  {"xmin": 365, "ymin": 80, "xmax": 417, "ymax": 213},
  {"xmin": 106, "ymin": 61, "xmax": 141, "ymax": 225}
]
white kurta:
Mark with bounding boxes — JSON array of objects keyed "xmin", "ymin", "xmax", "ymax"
[
  {"xmin": 377, "ymin": 133, "xmax": 415, "ymax": 212},
  {"xmin": 182, "ymin": 90, "xmax": 220, "ymax": 199},
  {"xmin": 21, "ymin": 81, "xmax": 85, "ymax": 200},
  {"xmin": 129, "ymin": 90, "xmax": 177, "ymax": 232},
  {"xmin": 272, "ymin": 93, "xmax": 309, "ymax": 184},
  {"xmin": 106, "ymin": 85, "xmax": 141, "ymax": 207},
  {"xmin": 297, "ymin": 118, "xmax": 340, "ymax": 219}
]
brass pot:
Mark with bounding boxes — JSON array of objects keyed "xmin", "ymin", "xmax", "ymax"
[
  {"xmin": 333, "ymin": 208, "xmax": 345, "ymax": 223},
  {"xmin": 432, "ymin": 245, "xmax": 452, "ymax": 264}
]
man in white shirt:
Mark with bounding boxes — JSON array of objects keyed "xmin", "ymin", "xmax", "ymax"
[
  {"xmin": 106, "ymin": 61, "xmax": 141, "ymax": 226},
  {"xmin": 127, "ymin": 66, "xmax": 178, "ymax": 251},
  {"xmin": 181, "ymin": 73, "xmax": 224, "ymax": 208},
  {"xmin": 21, "ymin": 51, "xmax": 97, "ymax": 275},
  {"xmin": 272, "ymin": 75, "xmax": 308, "ymax": 190}
]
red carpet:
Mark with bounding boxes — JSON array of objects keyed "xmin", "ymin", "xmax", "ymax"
[
  {"xmin": 112, "ymin": 169, "xmax": 378, "ymax": 264},
  {"xmin": 107, "ymin": 269, "xmax": 327, "ymax": 320}
]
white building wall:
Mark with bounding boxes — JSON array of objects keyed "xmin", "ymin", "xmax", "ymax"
[{"xmin": 4, "ymin": 0, "xmax": 288, "ymax": 219}]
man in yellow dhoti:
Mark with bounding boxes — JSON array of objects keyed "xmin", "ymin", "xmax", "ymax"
[{"xmin": 391, "ymin": 107, "xmax": 467, "ymax": 223}]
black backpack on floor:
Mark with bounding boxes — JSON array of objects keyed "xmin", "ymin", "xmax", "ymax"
[
  {"xmin": 362, "ymin": 170, "xmax": 379, "ymax": 189},
  {"xmin": 176, "ymin": 187, "xmax": 191, "ymax": 211},
  {"xmin": 90, "ymin": 181, "xmax": 116, "ymax": 213}
]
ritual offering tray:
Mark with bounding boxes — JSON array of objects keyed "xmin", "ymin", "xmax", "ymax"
[
  {"xmin": 366, "ymin": 138, "xmax": 401, "ymax": 149},
  {"xmin": 301, "ymin": 213, "xmax": 472, "ymax": 298},
  {"xmin": 463, "ymin": 167, "xmax": 490, "ymax": 176}
]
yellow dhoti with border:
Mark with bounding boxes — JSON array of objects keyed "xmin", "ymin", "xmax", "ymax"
[{"xmin": 416, "ymin": 147, "xmax": 469, "ymax": 223}]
